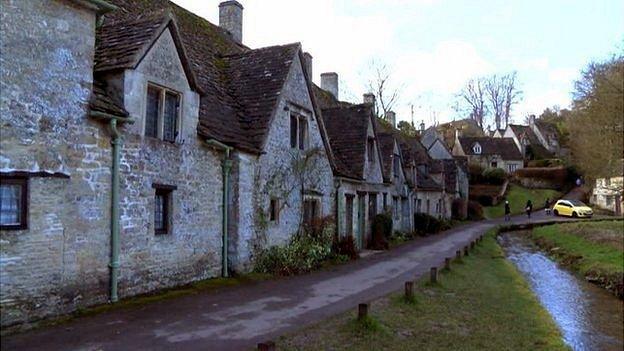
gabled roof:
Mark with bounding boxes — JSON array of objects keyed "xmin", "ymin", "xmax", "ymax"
[
  {"xmin": 98, "ymin": 0, "xmax": 317, "ymax": 154},
  {"xmin": 457, "ymin": 137, "xmax": 523, "ymax": 160},
  {"xmin": 95, "ymin": 11, "xmax": 201, "ymax": 93},
  {"xmin": 377, "ymin": 132, "xmax": 399, "ymax": 182},
  {"xmin": 509, "ymin": 124, "xmax": 553, "ymax": 158},
  {"xmin": 321, "ymin": 104, "xmax": 377, "ymax": 180}
]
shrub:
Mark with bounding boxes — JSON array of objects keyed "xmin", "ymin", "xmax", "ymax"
[
  {"xmin": 370, "ymin": 213, "xmax": 392, "ymax": 250},
  {"xmin": 413, "ymin": 213, "xmax": 443, "ymax": 236},
  {"xmin": 254, "ymin": 216, "xmax": 335, "ymax": 276},
  {"xmin": 468, "ymin": 163, "xmax": 485, "ymax": 183},
  {"xmin": 477, "ymin": 194, "xmax": 495, "ymax": 206},
  {"xmin": 527, "ymin": 159, "xmax": 563, "ymax": 168},
  {"xmin": 481, "ymin": 168, "xmax": 507, "ymax": 185},
  {"xmin": 451, "ymin": 198, "xmax": 467, "ymax": 220},
  {"xmin": 467, "ymin": 200, "xmax": 484, "ymax": 220},
  {"xmin": 333, "ymin": 235, "xmax": 359, "ymax": 260}
]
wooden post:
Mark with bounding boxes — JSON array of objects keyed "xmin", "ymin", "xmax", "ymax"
[
  {"xmin": 464, "ymin": 246, "xmax": 469, "ymax": 256},
  {"xmin": 405, "ymin": 281, "xmax": 414, "ymax": 299},
  {"xmin": 358, "ymin": 303, "xmax": 369, "ymax": 321},
  {"xmin": 258, "ymin": 341, "xmax": 275, "ymax": 351},
  {"xmin": 455, "ymin": 250, "xmax": 461, "ymax": 259},
  {"xmin": 444, "ymin": 257, "xmax": 451, "ymax": 270},
  {"xmin": 430, "ymin": 267, "xmax": 438, "ymax": 283}
]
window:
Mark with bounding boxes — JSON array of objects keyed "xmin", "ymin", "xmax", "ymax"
[
  {"xmin": 491, "ymin": 161, "xmax": 498, "ymax": 168},
  {"xmin": 392, "ymin": 196, "xmax": 399, "ymax": 219},
  {"xmin": 345, "ymin": 194, "xmax": 354, "ymax": 236},
  {"xmin": 472, "ymin": 143, "xmax": 481, "ymax": 154},
  {"xmin": 145, "ymin": 85, "xmax": 180, "ymax": 142},
  {"xmin": 298, "ymin": 116, "xmax": 308, "ymax": 150},
  {"xmin": 269, "ymin": 198, "xmax": 279, "ymax": 222},
  {"xmin": 605, "ymin": 178, "xmax": 611, "ymax": 187},
  {"xmin": 153, "ymin": 184, "xmax": 175, "ymax": 235},
  {"xmin": 367, "ymin": 138, "xmax": 375, "ymax": 163},
  {"xmin": 0, "ymin": 177, "xmax": 27, "ymax": 230},
  {"xmin": 290, "ymin": 113, "xmax": 308, "ymax": 150},
  {"xmin": 606, "ymin": 195, "xmax": 614, "ymax": 207},
  {"xmin": 426, "ymin": 199, "xmax": 430, "ymax": 214},
  {"xmin": 303, "ymin": 198, "xmax": 320, "ymax": 225},
  {"xmin": 416, "ymin": 199, "xmax": 422, "ymax": 213},
  {"xmin": 382, "ymin": 192, "xmax": 388, "ymax": 210},
  {"xmin": 508, "ymin": 164, "xmax": 518, "ymax": 173}
]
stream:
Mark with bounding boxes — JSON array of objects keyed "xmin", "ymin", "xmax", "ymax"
[{"xmin": 499, "ymin": 231, "xmax": 624, "ymax": 351}]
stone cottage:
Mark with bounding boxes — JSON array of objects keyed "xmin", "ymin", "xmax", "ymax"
[
  {"xmin": 591, "ymin": 163, "xmax": 623, "ymax": 216},
  {"xmin": 452, "ymin": 133, "xmax": 524, "ymax": 173},
  {"xmin": 0, "ymin": 0, "xmax": 335, "ymax": 327},
  {"xmin": 421, "ymin": 126, "xmax": 469, "ymax": 200},
  {"xmin": 502, "ymin": 124, "xmax": 553, "ymax": 160}
]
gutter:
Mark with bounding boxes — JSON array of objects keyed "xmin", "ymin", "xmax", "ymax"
[
  {"xmin": 205, "ymin": 139, "xmax": 233, "ymax": 278},
  {"xmin": 90, "ymin": 110, "xmax": 134, "ymax": 303}
]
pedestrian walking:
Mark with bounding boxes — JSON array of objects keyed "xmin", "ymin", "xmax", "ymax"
[
  {"xmin": 526, "ymin": 200, "xmax": 533, "ymax": 219},
  {"xmin": 504, "ymin": 200, "xmax": 511, "ymax": 221},
  {"xmin": 545, "ymin": 198, "xmax": 551, "ymax": 215}
]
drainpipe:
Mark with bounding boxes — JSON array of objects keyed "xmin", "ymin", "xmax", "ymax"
[
  {"xmin": 90, "ymin": 111, "xmax": 133, "ymax": 303},
  {"xmin": 109, "ymin": 118, "xmax": 121, "ymax": 302},
  {"xmin": 205, "ymin": 139, "xmax": 233, "ymax": 278},
  {"xmin": 335, "ymin": 179, "xmax": 342, "ymax": 237}
]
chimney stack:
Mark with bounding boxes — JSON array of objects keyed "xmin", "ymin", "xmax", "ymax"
[
  {"xmin": 528, "ymin": 114, "xmax": 536, "ymax": 126},
  {"xmin": 303, "ymin": 52, "xmax": 313, "ymax": 79},
  {"xmin": 320, "ymin": 72, "xmax": 338, "ymax": 99},
  {"xmin": 363, "ymin": 93, "xmax": 375, "ymax": 105},
  {"xmin": 219, "ymin": 1, "xmax": 243, "ymax": 44},
  {"xmin": 420, "ymin": 120, "xmax": 425, "ymax": 133},
  {"xmin": 386, "ymin": 111, "xmax": 396, "ymax": 128}
]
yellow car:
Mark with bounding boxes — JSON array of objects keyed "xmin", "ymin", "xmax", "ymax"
[{"xmin": 552, "ymin": 199, "xmax": 593, "ymax": 218}]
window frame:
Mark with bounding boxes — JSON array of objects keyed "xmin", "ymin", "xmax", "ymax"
[
  {"xmin": 367, "ymin": 138, "xmax": 375, "ymax": 163},
  {"xmin": 144, "ymin": 83, "xmax": 182, "ymax": 143},
  {"xmin": 269, "ymin": 197, "xmax": 280, "ymax": 223},
  {"xmin": 152, "ymin": 184, "xmax": 176, "ymax": 235},
  {"xmin": 0, "ymin": 176, "xmax": 28, "ymax": 230}
]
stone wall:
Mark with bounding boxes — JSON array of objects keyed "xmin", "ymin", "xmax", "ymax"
[
  {"xmin": 0, "ymin": 10, "xmax": 225, "ymax": 327},
  {"xmin": 0, "ymin": 0, "xmax": 110, "ymax": 326}
]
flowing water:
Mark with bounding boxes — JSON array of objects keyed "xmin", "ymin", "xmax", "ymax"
[{"xmin": 499, "ymin": 232, "xmax": 624, "ymax": 351}]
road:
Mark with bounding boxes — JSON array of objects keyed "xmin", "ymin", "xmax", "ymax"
[{"xmin": 1, "ymin": 202, "xmax": 589, "ymax": 350}]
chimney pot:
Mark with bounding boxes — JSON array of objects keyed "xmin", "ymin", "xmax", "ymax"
[
  {"xmin": 219, "ymin": 1, "xmax": 243, "ymax": 44},
  {"xmin": 320, "ymin": 72, "xmax": 339, "ymax": 99}
]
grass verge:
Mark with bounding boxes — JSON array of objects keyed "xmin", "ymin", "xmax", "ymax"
[
  {"xmin": 531, "ymin": 220, "xmax": 624, "ymax": 298},
  {"xmin": 278, "ymin": 229, "xmax": 568, "ymax": 350},
  {"xmin": 484, "ymin": 184, "xmax": 561, "ymax": 219}
]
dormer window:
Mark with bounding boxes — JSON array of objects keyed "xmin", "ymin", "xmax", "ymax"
[
  {"xmin": 145, "ymin": 84, "xmax": 181, "ymax": 142},
  {"xmin": 367, "ymin": 138, "xmax": 375, "ymax": 163},
  {"xmin": 472, "ymin": 143, "xmax": 482, "ymax": 154},
  {"xmin": 393, "ymin": 154, "xmax": 400, "ymax": 178}
]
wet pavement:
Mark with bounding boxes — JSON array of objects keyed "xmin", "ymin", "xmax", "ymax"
[
  {"xmin": 500, "ymin": 232, "xmax": 624, "ymax": 351},
  {"xmin": 1, "ymin": 210, "xmax": 590, "ymax": 350}
]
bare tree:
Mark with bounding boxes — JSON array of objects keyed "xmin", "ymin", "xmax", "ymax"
[
  {"xmin": 486, "ymin": 72, "xmax": 522, "ymax": 130},
  {"xmin": 366, "ymin": 60, "xmax": 403, "ymax": 119},
  {"xmin": 455, "ymin": 77, "xmax": 487, "ymax": 128}
]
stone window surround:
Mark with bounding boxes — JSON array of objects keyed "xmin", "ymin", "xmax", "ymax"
[
  {"xmin": 287, "ymin": 103, "xmax": 312, "ymax": 151},
  {"xmin": 144, "ymin": 82, "xmax": 182, "ymax": 143},
  {"xmin": 0, "ymin": 176, "xmax": 28, "ymax": 230},
  {"xmin": 152, "ymin": 183, "xmax": 177, "ymax": 235}
]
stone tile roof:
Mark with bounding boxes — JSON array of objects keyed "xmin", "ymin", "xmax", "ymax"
[
  {"xmin": 457, "ymin": 137, "xmax": 523, "ymax": 160},
  {"xmin": 97, "ymin": 0, "xmax": 308, "ymax": 154},
  {"xmin": 509, "ymin": 124, "xmax": 552, "ymax": 159},
  {"xmin": 377, "ymin": 132, "xmax": 397, "ymax": 182},
  {"xmin": 90, "ymin": 80, "xmax": 128, "ymax": 117},
  {"xmin": 312, "ymin": 84, "xmax": 353, "ymax": 109},
  {"xmin": 321, "ymin": 104, "xmax": 374, "ymax": 180}
]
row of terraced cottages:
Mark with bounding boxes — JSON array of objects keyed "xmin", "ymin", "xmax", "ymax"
[{"xmin": 0, "ymin": 0, "xmax": 467, "ymax": 326}]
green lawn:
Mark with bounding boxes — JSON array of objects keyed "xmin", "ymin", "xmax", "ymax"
[
  {"xmin": 278, "ymin": 229, "xmax": 568, "ymax": 351},
  {"xmin": 483, "ymin": 185, "xmax": 561, "ymax": 219},
  {"xmin": 532, "ymin": 221, "xmax": 624, "ymax": 294}
]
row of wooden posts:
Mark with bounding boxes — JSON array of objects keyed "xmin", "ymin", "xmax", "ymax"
[{"xmin": 257, "ymin": 235, "xmax": 485, "ymax": 350}]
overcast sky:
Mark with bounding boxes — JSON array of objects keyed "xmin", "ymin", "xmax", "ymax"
[{"xmin": 172, "ymin": 0, "xmax": 623, "ymax": 128}]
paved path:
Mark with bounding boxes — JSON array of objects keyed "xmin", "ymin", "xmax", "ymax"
[{"xmin": 1, "ymin": 208, "xmax": 588, "ymax": 351}]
